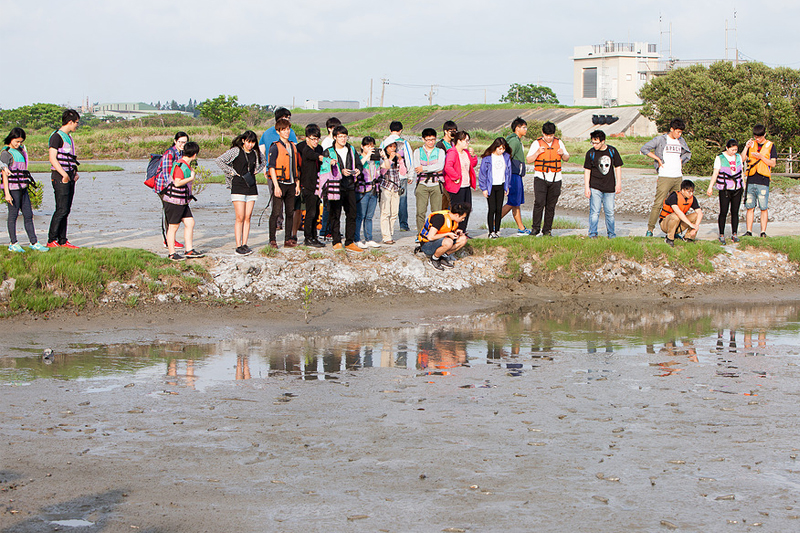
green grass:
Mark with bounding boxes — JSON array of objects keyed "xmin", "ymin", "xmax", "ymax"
[
  {"xmin": 260, "ymin": 246, "xmax": 278, "ymax": 257},
  {"xmin": 27, "ymin": 163, "xmax": 123, "ymax": 173},
  {"xmin": 0, "ymin": 248, "xmax": 208, "ymax": 315},
  {"xmin": 468, "ymin": 235, "xmax": 721, "ymax": 278},
  {"xmin": 479, "ymin": 217, "xmax": 584, "ymax": 230},
  {"xmin": 737, "ymin": 235, "xmax": 800, "ymax": 263}
]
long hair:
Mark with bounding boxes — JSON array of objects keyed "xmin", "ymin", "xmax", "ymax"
[
  {"xmin": 3, "ymin": 127, "xmax": 26, "ymax": 146},
  {"xmin": 231, "ymin": 130, "xmax": 262, "ymax": 164},
  {"xmin": 481, "ymin": 137, "xmax": 511, "ymax": 158}
]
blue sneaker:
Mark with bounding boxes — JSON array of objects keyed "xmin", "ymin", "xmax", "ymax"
[
  {"xmin": 8, "ymin": 243, "xmax": 25, "ymax": 253},
  {"xmin": 516, "ymin": 228, "xmax": 532, "ymax": 236},
  {"xmin": 29, "ymin": 242, "xmax": 50, "ymax": 252},
  {"xmin": 645, "ymin": 230, "xmax": 653, "ymax": 237}
]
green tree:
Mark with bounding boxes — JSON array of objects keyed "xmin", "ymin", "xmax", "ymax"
[
  {"xmin": 197, "ymin": 94, "xmax": 245, "ymax": 125},
  {"xmin": 0, "ymin": 103, "xmax": 65, "ymax": 131},
  {"xmin": 500, "ymin": 84, "xmax": 559, "ymax": 104},
  {"xmin": 639, "ymin": 61, "xmax": 800, "ymax": 173}
]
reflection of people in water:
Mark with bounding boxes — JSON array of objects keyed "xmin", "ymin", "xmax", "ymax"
[
  {"xmin": 165, "ymin": 359, "xmax": 197, "ymax": 388},
  {"xmin": 715, "ymin": 329, "xmax": 737, "ymax": 354},
  {"xmin": 235, "ymin": 355, "xmax": 251, "ymax": 380},
  {"xmin": 744, "ymin": 330, "xmax": 767, "ymax": 354},
  {"xmin": 655, "ymin": 339, "xmax": 698, "ymax": 376},
  {"xmin": 416, "ymin": 331, "xmax": 468, "ymax": 369}
]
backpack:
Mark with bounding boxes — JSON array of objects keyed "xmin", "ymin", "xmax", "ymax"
[
  {"xmin": 144, "ymin": 153, "xmax": 162, "ymax": 190},
  {"xmin": 589, "ymin": 146, "xmax": 617, "ymax": 162}
]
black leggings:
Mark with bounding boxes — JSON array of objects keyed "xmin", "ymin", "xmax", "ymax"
[
  {"xmin": 449, "ymin": 187, "xmax": 472, "ymax": 232},
  {"xmin": 486, "ymin": 184, "xmax": 504, "ymax": 233},
  {"xmin": 7, "ymin": 188, "xmax": 37, "ymax": 244},
  {"xmin": 718, "ymin": 188, "xmax": 743, "ymax": 235}
]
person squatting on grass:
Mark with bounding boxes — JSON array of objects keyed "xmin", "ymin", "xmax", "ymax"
[
  {"xmin": 742, "ymin": 124, "xmax": 777, "ymax": 238},
  {"xmin": 355, "ymin": 136, "xmax": 382, "ymax": 248},
  {"xmin": 478, "ymin": 137, "xmax": 512, "ymax": 239},
  {"xmin": 378, "ymin": 138, "xmax": 407, "ymax": 245},
  {"xmin": 163, "ymin": 142, "xmax": 205, "ymax": 260},
  {"xmin": 527, "ymin": 121, "xmax": 570, "ymax": 237},
  {"xmin": 659, "ymin": 179, "xmax": 703, "ymax": 247},
  {"xmin": 1, "ymin": 128, "xmax": 49, "ymax": 253},
  {"xmin": 296, "ymin": 123, "xmax": 325, "ymax": 248},
  {"xmin": 583, "ymin": 130, "xmax": 623, "ymax": 239},
  {"xmin": 504, "ymin": 117, "xmax": 529, "ymax": 235},
  {"xmin": 215, "ymin": 130, "xmax": 266, "ymax": 255},
  {"xmin": 318, "ymin": 125, "xmax": 364, "ymax": 252},
  {"xmin": 155, "ymin": 132, "xmax": 189, "ymax": 249},
  {"xmin": 641, "ymin": 118, "xmax": 692, "ymax": 237},
  {"xmin": 267, "ymin": 119, "xmax": 301, "ymax": 249},
  {"xmin": 443, "ymin": 131, "xmax": 477, "ymax": 234},
  {"xmin": 413, "ymin": 128, "xmax": 446, "ymax": 237},
  {"xmin": 418, "ymin": 203, "xmax": 471, "ymax": 271},
  {"xmin": 706, "ymin": 138, "xmax": 744, "ymax": 244},
  {"xmin": 47, "ymin": 109, "xmax": 81, "ymax": 249}
]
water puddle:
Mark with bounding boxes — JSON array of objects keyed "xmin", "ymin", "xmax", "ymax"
[{"xmin": 2, "ymin": 302, "xmax": 800, "ymax": 390}]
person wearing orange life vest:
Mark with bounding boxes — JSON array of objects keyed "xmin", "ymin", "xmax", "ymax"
[
  {"xmin": 742, "ymin": 124, "xmax": 777, "ymax": 238},
  {"xmin": 659, "ymin": 179, "xmax": 703, "ymax": 247},
  {"xmin": 526, "ymin": 121, "xmax": 570, "ymax": 236},
  {"xmin": 418, "ymin": 203, "xmax": 471, "ymax": 271},
  {"xmin": 268, "ymin": 118, "xmax": 301, "ymax": 249}
]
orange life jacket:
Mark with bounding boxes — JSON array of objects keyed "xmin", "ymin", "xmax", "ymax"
[
  {"xmin": 659, "ymin": 192, "xmax": 694, "ymax": 220},
  {"xmin": 533, "ymin": 138, "xmax": 562, "ymax": 174},
  {"xmin": 746, "ymin": 140, "xmax": 773, "ymax": 178},
  {"xmin": 272, "ymin": 140, "xmax": 300, "ymax": 184},
  {"xmin": 419, "ymin": 210, "xmax": 457, "ymax": 243}
]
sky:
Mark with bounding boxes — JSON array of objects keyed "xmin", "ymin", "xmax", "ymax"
[{"xmin": 2, "ymin": 0, "xmax": 799, "ymax": 111}]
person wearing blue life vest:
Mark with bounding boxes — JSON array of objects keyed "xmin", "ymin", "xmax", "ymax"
[
  {"xmin": 47, "ymin": 109, "xmax": 81, "ymax": 248},
  {"xmin": 1, "ymin": 128, "xmax": 49, "ymax": 253}
]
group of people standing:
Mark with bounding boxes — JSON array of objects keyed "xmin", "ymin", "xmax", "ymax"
[{"xmin": 0, "ymin": 107, "xmax": 782, "ymax": 264}]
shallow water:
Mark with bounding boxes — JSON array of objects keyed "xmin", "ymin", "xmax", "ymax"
[{"xmin": 3, "ymin": 301, "xmax": 799, "ymax": 391}]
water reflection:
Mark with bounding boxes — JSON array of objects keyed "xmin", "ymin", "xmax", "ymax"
[{"xmin": 2, "ymin": 301, "xmax": 800, "ymax": 388}]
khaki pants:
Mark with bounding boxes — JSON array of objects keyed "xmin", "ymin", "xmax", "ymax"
[
  {"xmin": 416, "ymin": 184, "xmax": 443, "ymax": 233},
  {"xmin": 380, "ymin": 189, "xmax": 400, "ymax": 242},
  {"xmin": 648, "ymin": 177, "xmax": 682, "ymax": 232},
  {"xmin": 660, "ymin": 211, "xmax": 699, "ymax": 239}
]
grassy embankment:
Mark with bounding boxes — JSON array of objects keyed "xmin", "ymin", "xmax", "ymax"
[{"xmin": 0, "ymin": 248, "xmax": 207, "ymax": 315}]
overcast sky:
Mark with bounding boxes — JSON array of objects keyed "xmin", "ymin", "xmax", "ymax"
[{"xmin": 2, "ymin": 0, "xmax": 798, "ymax": 111}]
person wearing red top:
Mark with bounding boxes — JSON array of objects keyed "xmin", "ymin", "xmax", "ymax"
[{"xmin": 443, "ymin": 131, "xmax": 477, "ymax": 233}]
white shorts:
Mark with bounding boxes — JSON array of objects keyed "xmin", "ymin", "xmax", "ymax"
[{"xmin": 231, "ymin": 194, "xmax": 258, "ymax": 203}]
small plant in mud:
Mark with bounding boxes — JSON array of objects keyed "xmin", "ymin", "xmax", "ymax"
[
  {"xmin": 126, "ymin": 294, "xmax": 139, "ymax": 308},
  {"xmin": 301, "ymin": 285, "xmax": 313, "ymax": 324},
  {"xmin": 260, "ymin": 246, "xmax": 278, "ymax": 257}
]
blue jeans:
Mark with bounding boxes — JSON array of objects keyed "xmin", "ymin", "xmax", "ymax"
[
  {"xmin": 398, "ymin": 186, "xmax": 409, "ymax": 230},
  {"xmin": 589, "ymin": 189, "xmax": 616, "ymax": 238},
  {"xmin": 355, "ymin": 191, "xmax": 378, "ymax": 242}
]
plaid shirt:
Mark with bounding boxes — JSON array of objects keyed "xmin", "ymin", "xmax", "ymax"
[{"xmin": 380, "ymin": 156, "xmax": 404, "ymax": 193}]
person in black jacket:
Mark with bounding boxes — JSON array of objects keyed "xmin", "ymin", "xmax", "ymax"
[{"xmin": 296, "ymin": 124, "xmax": 325, "ymax": 247}]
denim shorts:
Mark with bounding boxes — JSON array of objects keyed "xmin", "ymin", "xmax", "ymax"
[
  {"xmin": 231, "ymin": 194, "xmax": 258, "ymax": 203},
  {"xmin": 420, "ymin": 237, "xmax": 447, "ymax": 256},
  {"xmin": 744, "ymin": 183, "xmax": 769, "ymax": 210}
]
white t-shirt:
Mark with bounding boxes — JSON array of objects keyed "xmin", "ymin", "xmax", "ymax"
[
  {"xmin": 321, "ymin": 136, "xmax": 334, "ymax": 150},
  {"xmin": 459, "ymin": 151, "xmax": 471, "ymax": 188},
  {"xmin": 335, "ymin": 146, "xmax": 348, "ymax": 165},
  {"xmin": 491, "ymin": 154, "xmax": 506, "ymax": 185},
  {"xmin": 527, "ymin": 139, "xmax": 569, "ymax": 181},
  {"xmin": 659, "ymin": 137, "xmax": 683, "ymax": 177}
]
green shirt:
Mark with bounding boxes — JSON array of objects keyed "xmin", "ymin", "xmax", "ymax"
[{"xmin": 505, "ymin": 133, "xmax": 525, "ymax": 164}]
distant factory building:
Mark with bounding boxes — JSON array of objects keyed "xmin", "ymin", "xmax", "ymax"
[
  {"xmin": 92, "ymin": 102, "xmax": 192, "ymax": 119},
  {"xmin": 572, "ymin": 41, "xmax": 660, "ymax": 107},
  {"xmin": 304, "ymin": 100, "xmax": 360, "ymax": 110}
]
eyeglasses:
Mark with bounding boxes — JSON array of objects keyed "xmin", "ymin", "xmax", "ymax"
[{"xmin": 590, "ymin": 140, "xmax": 602, "ymax": 144}]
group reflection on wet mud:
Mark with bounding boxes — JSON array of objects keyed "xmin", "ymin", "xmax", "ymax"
[{"xmin": 3, "ymin": 301, "xmax": 800, "ymax": 386}]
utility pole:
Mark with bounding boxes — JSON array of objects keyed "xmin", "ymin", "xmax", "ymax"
[
  {"xmin": 425, "ymin": 84, "xmax": 438, "ymax": 106},
  {"xmin": 484, "ymin": 88, "xmax": 487, "ymax": 105},
  {"xmin": 369, "ymin": 79, "xmax": 373, "ymax": 108},
  {"xmin": 380, "ymin": 78, "xmax": 388, "ymax": 107}
]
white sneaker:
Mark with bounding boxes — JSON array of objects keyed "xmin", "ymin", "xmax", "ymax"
[
  {"xmin": 359, "ymin": 241, "xmax": 368, "ymax": 248},
  {"xmin": 366, "ymin": 240, "xmax": 381, "ymax": 248}
]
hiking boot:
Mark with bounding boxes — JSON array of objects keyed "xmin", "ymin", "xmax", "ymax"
[
  {"xmin": 760, "ymin": 232, "xmax": 768, "ymax": 238},
  {"xmin": 8, "ymin": 243, "xmax": 24, "ymax": 253},
  {"xmin": 46, "ymin": 241, "xmax": 60, "ymax": 248},
  {"xmin": 61, "ymin": 241, "xmax": 80, "ymax": 249},
  {"xmin": 345, "ymin": 243, "xmax": 365, "ymax": 252},
  {"xmin": 718, "ymin": 234, "xmax": 726, "ymax": 245},
  {"xmin": 163, "ymin": 240, "xmax": 184, "ymax": 249},
  {"xmin": 168, "ymin": 253, "xmax": 184, "ymax": 261},
  {"xmin": 439, "ymin": 255, "xmax": 455, "ymax": 268},
  {"xmin": 333, "ymin": 243, "xmax": 343, "ymax": 250},
  {"xmin": 429, "ymin": 256, "xmax": 444, "ymax": 271},
  {"xmin": 744, "ymin": 231, "xmax": 753, "ymax": 237},
  {"xmin": 731, "ymin": 233, "xmax": 740, "ymax": 243},
  {"xmin": 184, "ymin": 249, "xmax": 205, "ymax": 259},
  {"xmin": 29, "ymin": 242, "xmax": 50, "ymax": 252},
  {"xmin": 665, "ymin": 237, "xmax": 675, "ymax": 247},
  {"xmin": 645, "ymin": 230, "xmax": 653, "ymax": 237}
]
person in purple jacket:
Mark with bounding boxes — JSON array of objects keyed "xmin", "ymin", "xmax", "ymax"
[{"xmin": 478, "ymin": 137, "xmax": 512, "ymax": 238}]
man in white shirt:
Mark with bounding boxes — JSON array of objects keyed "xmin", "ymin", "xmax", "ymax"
[{"xmin": 641, "ymin": 118, "xmax": 692, "ymax": 236}]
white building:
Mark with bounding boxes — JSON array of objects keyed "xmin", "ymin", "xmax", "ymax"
[{"xmin": 572, "ymin": 41, "xmax": 660, "ymax": 107}]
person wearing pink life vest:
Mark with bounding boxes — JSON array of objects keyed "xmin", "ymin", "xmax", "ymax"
[{"xmin": 47, "ymin": 109, "xmax": 81, "ymax": 248}]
